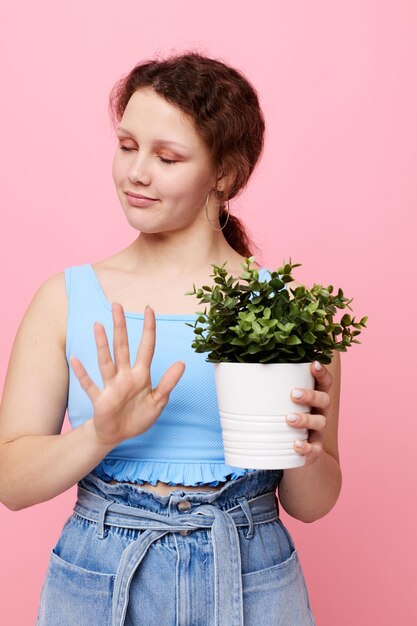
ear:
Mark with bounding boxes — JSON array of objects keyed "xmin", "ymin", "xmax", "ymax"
[{"xmin": 214, "ymin": 169, "xmax": 234, "ymax": 198}]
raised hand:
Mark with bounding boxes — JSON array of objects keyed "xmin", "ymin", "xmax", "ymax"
[{"xmin": 69, "ymin": 303, "xmax": 186, "ymax": 448}]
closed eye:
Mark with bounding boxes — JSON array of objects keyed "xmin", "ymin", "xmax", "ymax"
[
  {"xmin": 119, "ymin": 146, "xmax": 177, "ymax": 164},
  {"xmin": 158, "ymin": 156, "xmax": 177, "ymax": 164}
]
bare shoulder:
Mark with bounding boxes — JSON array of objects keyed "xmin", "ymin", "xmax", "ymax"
[{"xmin": 27, "ymin": 270, "xmax": 69, "ymax": 349}]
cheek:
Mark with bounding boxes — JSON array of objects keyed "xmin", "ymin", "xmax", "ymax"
[
  {"xmin": 164, "ymin": 168, "xmax": 209, "ymax": 200},
  {"xmin": 111, "ymin": 155, "xmax": 119, "ymax": 182},
  {"xmin": 112, "ymin": 150, "xmax": 133, "ymax": 185},
  {"xmin": 112, "ymin": 153, "xmax": 124, "ymax": 183}
]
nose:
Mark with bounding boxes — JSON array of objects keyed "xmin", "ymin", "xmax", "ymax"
[{"xmin": 128, "ymin": 152, "xmax": 151, "ymax": 186}]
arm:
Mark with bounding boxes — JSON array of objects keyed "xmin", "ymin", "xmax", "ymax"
[
  {"xmin": 277, "ymin": 351, "xmax": 342, "ymax": 523},
  {"xmin": 0, "ymin": 273, "xmax": 116, "ymax": 511},
  {"xmin": 0, "ymin": 274, "xmax": 185, "ymax": 511}
]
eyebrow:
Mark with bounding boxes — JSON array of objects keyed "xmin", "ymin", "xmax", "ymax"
[{"xmin": 117, "ymin": 127, "xmax": 189, "ymax": 150}]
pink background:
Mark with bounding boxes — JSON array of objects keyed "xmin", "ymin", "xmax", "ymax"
[{"xmin": 1, "ymin": 1, "xmax": 416, "ymax": 624}]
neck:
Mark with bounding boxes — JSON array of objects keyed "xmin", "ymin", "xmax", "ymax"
[{"xmin": 125, "ymin": 230, "xmax": 240, "ymax": 277}]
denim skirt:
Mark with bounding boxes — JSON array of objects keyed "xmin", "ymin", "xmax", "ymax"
[{"xmin": 35, "ymin": 469, "xmax": 315, "ymax": 625}]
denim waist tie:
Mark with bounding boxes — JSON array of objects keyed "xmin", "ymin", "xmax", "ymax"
[{"xmin": 74, "ymin": 484, "xmax": 279, "ymax": 626}]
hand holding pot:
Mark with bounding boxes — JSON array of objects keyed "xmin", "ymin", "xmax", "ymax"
[{"xmin": 286, "ymin": 360, "xmax": 333, "ymax": 466}]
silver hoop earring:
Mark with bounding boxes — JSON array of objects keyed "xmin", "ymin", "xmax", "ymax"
[{"xmin": 205, "ymin": 187, "xmax": 230, "ymax": 231}]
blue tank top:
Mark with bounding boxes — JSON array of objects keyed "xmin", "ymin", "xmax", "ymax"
[{"xmin": 64, "ymin": 263, "xmax": 272, "ymax": 486}]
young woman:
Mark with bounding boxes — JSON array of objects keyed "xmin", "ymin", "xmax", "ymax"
[{"xmin": 0, "ymin": 51, "xmax": 341, "ymax": 625}]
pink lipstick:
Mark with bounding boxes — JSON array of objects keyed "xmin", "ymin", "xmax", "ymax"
[{"xmin": 125, "ymin": 192, "xmax": 159, "ymax": 207}]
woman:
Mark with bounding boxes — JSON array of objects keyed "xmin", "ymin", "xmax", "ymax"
[{"xmin": 0, "ymin": 52, "xmax": 341, "ymax": 625}]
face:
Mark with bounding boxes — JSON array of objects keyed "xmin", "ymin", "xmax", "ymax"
[{"xmin": 112, "ymin": 87, "xmax": 219, "ymax": 234}]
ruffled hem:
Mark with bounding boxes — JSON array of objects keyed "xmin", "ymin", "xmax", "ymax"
[{"xmin": 93, "ymin": 458, "xmax": 255, "ymax": 487}]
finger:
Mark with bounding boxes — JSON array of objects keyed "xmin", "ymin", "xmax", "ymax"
[
  {"xmin": 286, "ymin": 412, "xmax": 327, "ymax": 431},
  {"xmin": 152, "ymin": 361, "xmax": 186, "ymax": 408},
  {"xmin": 69, "ymin": 356, "xmax": 102, "ymax": 404},
  {"xmin": 134, "ymin": 305, "xmax": 156, "ymax": 369},
  {"xmin": 294, "ymin": 439, "xmax": 323, "ymax": 462},
  {"xmin": 94, "ymin": 322, "xmax": 116, "ymax": 383},
  {"xmin": 112, "ymin": 303, "xmax": 131, "ymax": 370},
  {"xmin": 291, "ymin": 387, "xmax": 330, "ymax": 411},
  {"xmin": 311, "ymin": 361, "xmax": 333, "ymax": 393}
]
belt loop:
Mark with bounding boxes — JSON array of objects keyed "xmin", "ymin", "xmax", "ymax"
[
  {"xmin": 96, "ymin": 498, "xmax": 115, "ymax": 539},
  {"xmin": 237, "ymin": 496, "xmax": 254, "ymax": 540}
]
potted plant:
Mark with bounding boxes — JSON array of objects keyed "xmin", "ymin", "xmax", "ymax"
[{"xmin": 185, "ymin": 257, "xmax": 367, "ymax": 469}]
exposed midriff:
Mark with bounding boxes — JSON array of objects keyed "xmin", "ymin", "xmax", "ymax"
[{"xmin": 108, "ymin": 479, "xmax": 226, "ymax": 495}]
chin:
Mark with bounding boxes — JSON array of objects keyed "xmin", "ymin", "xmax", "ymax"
[{"xmin": 124, "ymin": 217, "xmax": 163, "ymax": 234}]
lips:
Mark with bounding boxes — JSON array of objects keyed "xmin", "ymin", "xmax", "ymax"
[
  {"xmin": 125, "ymin": 191, "xmax": 158, "ymax": 200},
  {"xmin": 125, "ymin": 192, "xmax": 159, "ymax": 208}
]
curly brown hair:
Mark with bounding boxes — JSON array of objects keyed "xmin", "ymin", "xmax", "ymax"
[{"xmin": 108, "ymin": 51, "xmax": 265, "ymax": 258}]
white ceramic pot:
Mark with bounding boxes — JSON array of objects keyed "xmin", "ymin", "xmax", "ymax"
[{"xmin": 214, "ymin": 362, "xmax": 314, "ymax": 470}]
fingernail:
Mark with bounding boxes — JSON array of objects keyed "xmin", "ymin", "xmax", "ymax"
[
  {"xmin": 314, "ymin": 361, "xmax": 322, "ymax": 371},
  {"xmin": 287, "ymin": 413, "xmax": 299, "ymax": 422},
  {"xmin": 291, "ymin": 389, "xmax": 303, "ymax": 399},
  {"xmin": 295, "ymin": 439, "xmax": 305, "ymax": 448}
]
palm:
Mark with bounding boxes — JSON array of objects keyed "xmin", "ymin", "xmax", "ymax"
[{"xmin": 69, "ymin": 303, "xmax": 185, "ymax": 447}]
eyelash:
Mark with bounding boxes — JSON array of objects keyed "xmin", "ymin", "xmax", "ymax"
[{"xmin": 119, "ymin": 146, "xmax": 177, "ymax": 164}]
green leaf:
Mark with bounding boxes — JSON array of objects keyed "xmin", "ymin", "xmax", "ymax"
[
  {"xmin": 299, "ymin": 311, "xmax": 313, "ymax": 322},
  {"xmin": 286, "ymin": 335, "xmax": 302, "ymax": 345},
  {"xmin": 302, "ymin": 331, "xmax": 316, "ymax": 344},
  {"xmin": 341, "ymin": 313, "xmax": 352, "ymax": 326},
  {"xmin": 270, "ymin": 278, "xmax": 285, "ymax": 290},
  {"xmin": 251, "ymin": 321, "xmax": 262, "ymax": 334},
  {"xmin": 184, "ymin": 259, "xmax": 367, "ymax": 363},
  {"xmin": 296, "ymin": 346, "xmax": 306, "ymax": 358}
]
